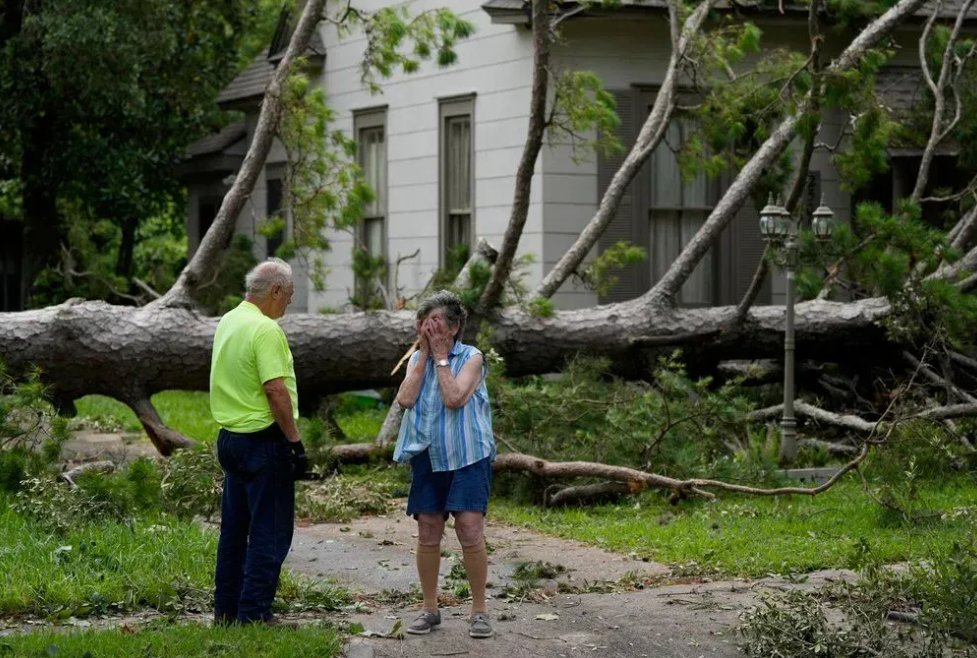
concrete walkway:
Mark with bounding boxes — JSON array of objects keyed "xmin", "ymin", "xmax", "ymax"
[{"xmin": 286, "ymin": 509, "xmax": 854, "ymax": 658}]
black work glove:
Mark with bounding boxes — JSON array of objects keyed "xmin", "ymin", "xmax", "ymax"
[{"xmin": 287, "ymin": 440, "xmax": 311, "ymax": 480}]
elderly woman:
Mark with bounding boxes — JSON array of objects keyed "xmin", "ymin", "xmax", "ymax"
[{"xmin": 394, "ymin": 290, "xmax": 496, "ymax": 639}]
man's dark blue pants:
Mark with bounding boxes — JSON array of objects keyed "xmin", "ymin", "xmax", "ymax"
[{"xmin": 214, "ymin": 427, "xmax": 294, "ymax": 623}]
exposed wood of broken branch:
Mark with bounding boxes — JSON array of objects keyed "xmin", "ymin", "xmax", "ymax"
[
  {"xmin": 61, "ymin": 461, "xmax": 116, "ymax": 487},
  {"xmin": 749, "ymin": 401, "xmax": 878, "ymax": 433}
]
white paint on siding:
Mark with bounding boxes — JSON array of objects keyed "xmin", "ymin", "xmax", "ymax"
[{"xmin": 307, "ymin": 0, "xmax": 537, "ymax": 312}]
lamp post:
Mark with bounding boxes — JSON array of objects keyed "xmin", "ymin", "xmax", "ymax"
[{"xmin": 759, "ymin": 195, "xmax": 835, "ymax": 464}]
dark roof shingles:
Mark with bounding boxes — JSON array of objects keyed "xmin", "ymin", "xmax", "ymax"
[
  {"xmin": 217, "ymin": 51, "xmax": 274, "ymax": 106},
  {"xmin": 186, "ymin": 121, "xmax": 247, "ymax": 158}
]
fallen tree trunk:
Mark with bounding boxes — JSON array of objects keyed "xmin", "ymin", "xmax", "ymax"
[{"xmin": 0, "ymin": 296, "xmax": 896, "ymax": 452}]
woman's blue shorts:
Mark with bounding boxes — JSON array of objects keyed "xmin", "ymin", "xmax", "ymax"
[{"xmin": 406, "ymin": 451, "xmax": 492, "ymax": 517}]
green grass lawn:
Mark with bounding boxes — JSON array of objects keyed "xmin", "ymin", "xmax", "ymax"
[
  {"xmin": 75, "ymin": 392, "xmax": 218, "ymax": 442},
  {"xmin": 492, "ymin": 477, "xmax": 977, "ymax": 578},
  {"xmin": 0, "ymin": 621, "xmax": 342, "ymax": 657},
  {"xmin": 74, "ymin": 391, "xmax": 387, "ymax": 444},
  {"xmin": 0, "ymin": 499, "xmax": 216, "ymax": 617},
  {"xmin": 0, "ymin": 494, "xmax": 348, "ymax": 619}
]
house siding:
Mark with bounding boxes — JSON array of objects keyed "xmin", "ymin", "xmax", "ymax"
[
  {"xmin": 307, "ymin": 0, "xmax": 537, "ymax": 312},
  {"xmin": 193, "ymin": 9, "xmax": 939, "ymax": 315}
]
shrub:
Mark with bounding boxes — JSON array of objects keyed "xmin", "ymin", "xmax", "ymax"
[
  {"xmin": 160, "ymin": 443, "xmax": 223, "ymax": 520},
  {"xmin": 492, "ymin": 353, "xmax": 756, "ymax": 477},
  {"xmin": 862, "ymin": 420, "xmax": 974, "ymax": 525},
  {"xmin": 13, "ymin": 458, "xmax": 163, "ymax": 531},
  {"xmin": 296, "ymin": 471, "xmax": 395, "ymax": 522},
  {"xmin": 739, "ymin": 542, "xmax": 977, "ymax": 657},
  {"xmin": 0, "ymin": 364, "xmax": 68, "ymax": 494}
]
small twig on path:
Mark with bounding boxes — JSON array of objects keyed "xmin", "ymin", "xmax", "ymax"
[{"xmin": 516, "ymin": 631, "xmax": 564, "ymax": 641}]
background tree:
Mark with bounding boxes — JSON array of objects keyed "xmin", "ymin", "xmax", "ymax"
[{"xmin": 0, "ymin": 0, "xmax": 281, "ymax": 306}]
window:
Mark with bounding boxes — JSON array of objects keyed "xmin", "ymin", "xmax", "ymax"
[
  {"xmin": 354, "ymin": 109, "xmax": 387, "ymax": 299},
  {"xmin": 266, "ymin": 178, "xmax": 284, "ymax": 258},
  {"xmin": 440, "ymin": 96, "xmax": 474, "ymax": 266},
  {"xmin": 648, "ymin": 116, "xmax": 720, "ymax": 306},
  {"xmin": 198, "ymin": 197, "xmax": 219, "ymax": 244}
]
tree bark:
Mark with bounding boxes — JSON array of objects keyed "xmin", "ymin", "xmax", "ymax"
[{"xmin": 0, "ymin": 295, "xmax": 898, "ymax": 453}]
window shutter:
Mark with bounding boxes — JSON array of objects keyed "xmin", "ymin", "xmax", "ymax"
[
  {"xmin": 597, "ymin": 89, "xmax": 642, "ymax": 304},
  {"xmin": 720, "ymin": 172, "xmax": 823, "ymax": 306},
  {"xmin": 723, "ymin": 202, "xmax": 769, "ymax": 306}
]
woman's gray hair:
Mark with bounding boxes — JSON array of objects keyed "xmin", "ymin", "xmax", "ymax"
[
  {"xmin": 245, "ymin": 257, "xmax": 293, "ymax": 298},
  {"xmin": 417, "ymin": 290, "xmax": 466, "ymax": 340}
]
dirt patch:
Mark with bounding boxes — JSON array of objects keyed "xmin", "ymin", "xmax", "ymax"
[{"xmin": 59, "ymin": 431, "xmax": 158, "ymax": 464}]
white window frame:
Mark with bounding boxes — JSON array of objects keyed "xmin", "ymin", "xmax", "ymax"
[
  {"xmin": 354, "ymin": 107, "xmax": 388, "ymax": 298},
  {"xmin": 439, "ymin": 95, "xmax": 475, "ymax": 268}
]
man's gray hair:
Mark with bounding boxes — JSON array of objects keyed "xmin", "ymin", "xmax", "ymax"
[
  {"xmin": 245, "ymin": 257, "xmax": 293, "ymax": 298},
  {"xmin": 417, "ymin": 289, "xmax": 467, "ymax": 340}
]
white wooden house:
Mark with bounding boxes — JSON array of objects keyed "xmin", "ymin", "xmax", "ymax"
[{"xmin": 180, "ymin": 0, "xmax": 973, "ymax": 314}]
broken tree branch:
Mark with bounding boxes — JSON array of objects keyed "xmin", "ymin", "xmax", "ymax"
[
  {"xmin": 650, "ymin": 0, "xmax": 928, "ymax": 305},
  {"xmin": 480, "ymin": 0, "xmax": 550, "ymax": 311},
  {"xmin": 749, "ymin": 400, "xmax": 879, "ymax": 433},
  {"xmin": 155, "ymin": 0, "xmax": 327, "ymax": 309},
  {"xmin": 903, "ymin": 350, "xmax": 977, "ymax": 404},
  {"xmin": 494, "ymin": 444, "xmax": 872, "ymax": 498},
  {"xmin": 911, "ymin": 0, "xmax": 977, "ymax": 203},
  {"xmin": 532, "ymin": 0, "xmax": 719, "ymax": 301}
]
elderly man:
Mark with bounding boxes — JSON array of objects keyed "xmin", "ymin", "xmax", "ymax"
[{"xmin": 210, "ymin": 257, "xmax": 306, "ymax": 625}]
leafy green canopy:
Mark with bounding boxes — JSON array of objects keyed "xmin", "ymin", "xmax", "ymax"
[{"xmin": 0, "ymin": 0, "xmax": 279, "ymax": 305}]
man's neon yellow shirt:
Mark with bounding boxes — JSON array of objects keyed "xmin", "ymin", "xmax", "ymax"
[{"xmin": 210, "ymin": 301, "xmax": 298, "ymax": 433}]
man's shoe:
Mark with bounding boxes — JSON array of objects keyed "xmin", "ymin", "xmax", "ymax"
[
  {"xmin": 469, "ymin": 612, "xmax": 494, "ymax": 638},
  {"xmin": 238, "ymin": 615, "xmax": 300, "ymax": 629},
  {"xmin": 213, "ymin": 612, "xmax": 238, "ymax": 627},
  {"xmin": 406, "ymin": 610, "xmax": 441, "ymax": 635}
]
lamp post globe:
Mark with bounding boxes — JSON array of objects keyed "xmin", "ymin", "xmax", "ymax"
[
  {"xmin": 759, "ymin": 196, "xmax": 783, "ymax": 243},
  {"xmin": 812, "ymin": 196, "xmax": 835, "ymax": 241}
]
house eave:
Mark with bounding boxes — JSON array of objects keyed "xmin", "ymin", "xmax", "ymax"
[
  {"xmin": 175, "ymin": 154, "xmax": 245, "ymax": 181},
  {"xmin": 480, "ymin": 0, "xmax": 977, "ymax": 26}
]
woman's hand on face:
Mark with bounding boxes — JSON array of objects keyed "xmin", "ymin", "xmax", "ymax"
[
  {"xmin": 422, "ymin": 319, "xmax": 453, "ymax": 360},
  {"xmin": 415, "ymin": 320, "xmax": 431, "ymax": 356}
]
